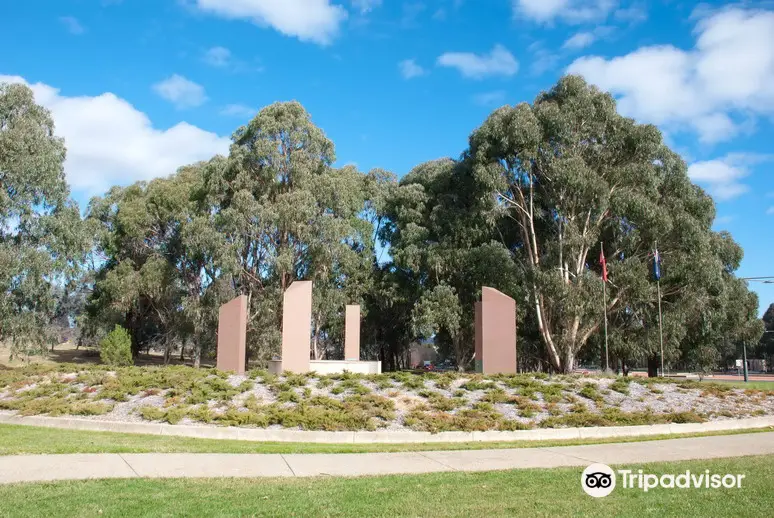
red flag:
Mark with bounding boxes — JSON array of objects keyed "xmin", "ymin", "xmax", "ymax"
[{"xmin": 600, "ymin": 247, "xmax": 608, "ymax": 282}]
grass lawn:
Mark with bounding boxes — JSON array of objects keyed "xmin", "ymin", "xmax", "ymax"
[
  {"xmin": 0, "ymin": 455, "xmax": 771, "ymax": 517},
  {"xmin": 0, "ymin": 423, "xmax": 771, "ymax": 455},
  {"xmin": 701, "ymin": 380, "xmax": 774, "ymax": 390}
]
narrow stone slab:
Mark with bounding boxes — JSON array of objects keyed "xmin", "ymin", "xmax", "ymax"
[
  {"xmin": 0, "ymin": 454, "xmax": 136, "ymax": 484},
  {"xmin": 281, "ymin": 281, "xmax": 313, "ymax": 373},
  {"xmin": 216, "ymin": 295, "xmax": 248, "ymax": 374},
  {"xmin": 475, "ymin": 287, "xmax": 517, "ymax": 374},
  {"xmin": 122, "ymin": 453, "xmax": 293, "ymax": 478},
  {"xmin": 282, "ymin": 452, "xmax": 453, "ymax": 477},
  {"xmin": 344, "ymin": 305, "xmax": 361, "ymax": 361}
]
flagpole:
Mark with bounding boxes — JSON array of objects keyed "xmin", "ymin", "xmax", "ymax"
[
  {"xmin": 601, "ymin": 243, "xmax": 609, "ymax": 372},
  {"xmin": 655, "ymin": 240, "xmax": 665, "ymax": 377}
]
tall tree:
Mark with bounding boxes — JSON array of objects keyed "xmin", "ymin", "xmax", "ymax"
[
  {"xmin": 204, "ymin": 102, "xmax": 385, "ymax": 364},
  {"xmin": 84, "ymin": 160, "xmax": 228, "ymax": 364},
  {"xmin": 0, "ymin": 82, "xmax": 89, "ymax": 359},
  {"xmin": 464, "ymin": 75, "xmax": 758, "ymax": 373},
  {"xmin": 382, "ymin": 158, "xmax": 523, "ymax": 368}
]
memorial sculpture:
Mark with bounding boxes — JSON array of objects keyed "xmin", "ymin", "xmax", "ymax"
[
  {"xmin": 279, "ymin": 280, "xmax": 313, "ymax": 374},
  {"xmin": 216, "ymin": 295, "xmax": 248, "ymax": 374},
  {"xmin": 345, "ymin": 305, "xmax": 361, "ymax": 361},
  {"xmin": 474, "ymin": 286, "xmax": 517, "ymax": 374},
  {"xmin": 214, "ymin": 282, "xmax": 376, "ymax": 375}
]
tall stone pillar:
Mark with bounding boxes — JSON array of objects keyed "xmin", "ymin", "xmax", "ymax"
[
  {"xmin": 474, "ymin": 287, "xmax": 517, "ymax": 374},
  {"xmin": 281, "ymin": 281, "xmax": 312, "ymax": 373},
  {"xmin": 344, "ymin": 305, "xmax": 361, "ymax": 361},
  {"xmin": 216, "ymin": 295, "xmax": 248, "ymax": 374}
]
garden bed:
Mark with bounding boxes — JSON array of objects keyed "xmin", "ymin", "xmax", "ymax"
[{"xmin": 1, "ymin": 364, "xmax": 773, "ymax": 433}]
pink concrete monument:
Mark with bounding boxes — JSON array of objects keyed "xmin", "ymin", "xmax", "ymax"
[
  {"xmin": 344, "ymin": 305, "xmax": 361, "ymax": 361},
  {"xmin": 216, "ymin": 295, "xmax": 248, "ymax": 374},
  {"xmin": 280, "ymin": 280, "xmax": 313, "ymax": 373},
  {"xmin": 474, "ymin": 286, "xmax": 517, "ymax": 374}
]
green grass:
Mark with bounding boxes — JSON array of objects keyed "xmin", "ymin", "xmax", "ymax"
[
  {"xmin": 701, "ymin": 380, "xmax": 774, "ymax": 391},
  {"xmin": 0, "ymin": 423, "xmax": 771, "ymax": 455},
  {"xmin": 0, "ymin": 455, "xmax": 772, "ymax": 517}
]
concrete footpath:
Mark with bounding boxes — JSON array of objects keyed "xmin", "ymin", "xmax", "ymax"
[{"xmin": 1, "ymin": 432, "xmax": 773, "ymax": 484}]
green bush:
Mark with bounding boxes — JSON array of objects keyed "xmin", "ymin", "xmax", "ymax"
[
  {"xmin": 609, "ymin": 378, "xmax": 630, "ymax": 395},
  {"xmin": 100, "ymin": 325, "xmax": 133, "ymax": 366}
]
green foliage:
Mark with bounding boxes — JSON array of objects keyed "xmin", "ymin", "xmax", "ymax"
[
  {"xmin": 610, "ymin": 378, "xmax": 631, "ymax": 395},
  {"xmin": 404, "ymin": 406, "xmax": 530, "ymax": 433},
  {"xmin": 578, "ymin": 383, "xmax": 604, "ymax": 403},
  {"xmin": 541, "ymin": 408, "xmax": 705, "ymax": 429},
  {"xmin": 0, "ymin": 82, "xmax": 90, "ymax": 359},
  {"xmin": 99, "ymin": 325, "xmax": 133, "ymax": 366}
]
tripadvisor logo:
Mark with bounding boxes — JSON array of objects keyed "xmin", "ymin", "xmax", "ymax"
[
  {"xmin": 582, "ymin": 464, "xmax": 616, "ymax": 498},
  {"xmin": 581, "ymin": 464, "xmax": 746, "ymax": 498}
]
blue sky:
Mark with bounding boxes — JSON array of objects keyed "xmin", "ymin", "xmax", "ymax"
[{"xmin": 2, "ymin": 0, "xmax": 773, "ymax": 312}]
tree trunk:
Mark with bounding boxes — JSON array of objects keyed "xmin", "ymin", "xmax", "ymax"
[
  {"xmin": 647, "ymin": 356, "xmax": 659, "ymax": 377},
  {"xmin": 562, "ymin": 350, "xmax": 575, "ymax": 374},
  {"xmin": 193, "ymin": 341, "xmax": 201, "ymax": 369}
]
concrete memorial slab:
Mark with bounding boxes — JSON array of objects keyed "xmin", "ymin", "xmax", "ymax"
[
  {"xmin": 474, "ymin": 286, "xmax": 517, "ymax": 374},
  {"xmin": 216, "ymin": 295, "xmax": 248, "ymax": 374},
  {"xmin": 280, "ymin": 280, "xmax": 313, "ymax": 374},
  {"xmin": 345, "ymin": 305, "xmax": 361, "ymax": 361}
]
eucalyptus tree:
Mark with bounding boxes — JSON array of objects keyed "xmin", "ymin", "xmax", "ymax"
[
  {"xmin": 204, "ymin": 102, "xmax": 385, "ymax": 364},
  {"xmin": 84, "ymin": 160, "xmax": 228, "ymax": 363},
  {"xmin": 0, "ymin": 82, "xmax": 89, "ymax": 358},
  {"xmin": 445, "ymin": 75, "xmax": 760, "ymax": 373},
  {"xmin": 382, "ymin": 158, "xmax": 523, "ymax": 368}
]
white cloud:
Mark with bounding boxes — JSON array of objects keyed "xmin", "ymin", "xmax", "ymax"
[
  {"xmin": 153, "ymin": 75, "xmax": 208, "ymax": 109},
  {"xmin": 203, "ymin": 46, "xmax": 231, "ymax": 67},
  {"xmin": 614, "ymin": 4, "xmax": 647, "ymax": 24},
  {"xmin": 767, "ymin": 207, "xmax": 774, "ymax": 215},
  {"xmin": 528, "ymin": 41, "xmax": 560, "ymax": 76},
  {"xmin": 0, "ymin": 75, "xmax": 229, "ymax": 196},
  {"xmin": 437, "ymin": 45, "xmax": 518, "ymax": 79},
  {"xmin": 513, "ymin": 0, "xmax": 615, "ymax": 24},
  {"xmin": 562, "ymin": 32, "xmax": 595, "ymax": 50},
  {"xmin": 351, "ymin": 0, "xmax": 382, "ymax": 14},
  {"xmin": 687, "ymin": 153, "xmax": 772, "ymax": 201},
  {"xmin": 399, "ymin": 59, "xmax": 425, "ymax": 79},
  {"xmin": 193, "ymin": 0, "xmax": 347, "ymax": 45},
  {"xmin": 473, "ymin": 90, "xmax": 506, "ymax": 106},
  {"xmin": 567, "ymin": 7, "xmax": 774, "ymax": 143},
  {"xmin": 714, "ymin": 215, "xmax": 734, "ymax": 225},
  {"xmin": 60, "ymin": 16, "xmax": 85, "ymax": 35},
  {"xmin": 220, "ymin": 104, "xmax": 257, "ymax": 117}
]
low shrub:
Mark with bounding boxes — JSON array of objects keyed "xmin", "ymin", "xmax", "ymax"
[
  {"xmin": 460, "ymin": 378, "xmax": 497, "ymax": 391},
  {"xmin": 610, "ymin": 378, "xmax": 630, "ymax": 395},
  {"xmin": 481, "ymin": 388, "xmax": 509, "ymax": 404},
  {"xmin": 316, "ymin": 377, "xmax": 333, "ymax": 389},
  {"xmin": 579, "ymin": 383, "xmax": 603, "ymax": 403}
]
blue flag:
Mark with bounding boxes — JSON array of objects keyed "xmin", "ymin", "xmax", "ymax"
[{"xmin": 653, "ymin": 248, "xmax": 662, "ymax": 281}]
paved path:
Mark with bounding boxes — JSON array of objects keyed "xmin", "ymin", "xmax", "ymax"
[{"xmin": 2, "ymin": 432, "xmax": 773, "ymax": 484}]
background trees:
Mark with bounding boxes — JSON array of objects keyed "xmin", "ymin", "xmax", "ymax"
[
  {"xmin": 0, "ymin": 83, "xmax": 90, "ymax": 359},
  {"xmin": 0, "ymin": 77, "xmax": 766, "ymax": 373}
]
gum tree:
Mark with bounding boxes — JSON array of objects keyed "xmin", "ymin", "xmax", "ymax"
[{"xmin": 0, "ymin": 82, "xmax": 89, "ymax": 358}]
